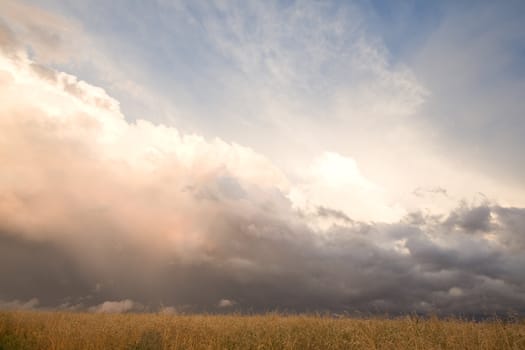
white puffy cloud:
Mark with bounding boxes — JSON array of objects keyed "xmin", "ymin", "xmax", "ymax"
[
  {"xmin": 217, "ymin": 299, "xmax": 236, "ymax": 308},
  {"xmin": 89, "ymin": 299, "xmax": 137, "ymax": 313},
  {"xmin": 0, "ymin": 50, "xmax": 287, "ymax": 250}
]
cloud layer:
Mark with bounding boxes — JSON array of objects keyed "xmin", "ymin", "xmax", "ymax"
[{"xmin": 1, "ymin": 43, "xmax": 524, "ymax": 316}]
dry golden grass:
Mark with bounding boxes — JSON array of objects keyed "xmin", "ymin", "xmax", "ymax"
[{"xmin": 0, "ymin": 311, "xmax": 524, "ymax": 350}]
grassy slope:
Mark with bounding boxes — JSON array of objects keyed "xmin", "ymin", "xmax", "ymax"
[{"xmin": 0, "ymin": 311, "xmax": 524, "ymax": 350}]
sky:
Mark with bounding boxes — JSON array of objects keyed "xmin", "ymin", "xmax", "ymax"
[{"xmin": 0, "ymin": 0, "xmax": 524, "ymax": 316}]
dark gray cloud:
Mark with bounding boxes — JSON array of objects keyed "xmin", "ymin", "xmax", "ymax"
[
  {"xmin": 316, "ymin": 206, "xmax": 353, "ymax": 224},
  {"xmin": 412, "ymin": 186, "xmax": 449, "ymax": 198},
  {"xmin": 1, "ymin": 200, "xmax": 524, "ymax": 316},
  {"xmin": 493, "ymin": 206, "xmax": 525, "ymax": 250},
  {"xmin": 444, "ymin": 203, "xmax": 492, "ymax": 233}
]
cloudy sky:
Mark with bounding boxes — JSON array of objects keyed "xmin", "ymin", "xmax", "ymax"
[{"xmin": 0, "ymin": 0, "xmax": 524, "ymax": 315}]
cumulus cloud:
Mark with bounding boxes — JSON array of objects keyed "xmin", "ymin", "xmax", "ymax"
[
  {"xmin": 217, "ymin": 299, "xmax": 236, "ymax": 308},
  {"xmin": 89, "ymin": 299, "xmax": 138, "ymax": 313},
  {"xmin": 0, "ymin": 15, "xmax": 524, "ymax": 317},
  {"xmin": 0, "ymin": 298, "xmax": 39, "ymax": 311}
]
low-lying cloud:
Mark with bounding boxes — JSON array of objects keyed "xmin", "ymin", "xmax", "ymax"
[
  {"xmin": 89, "ymin": 299, "xmax": 140, "ymax": 314},
  {"xmin": 0, "ymin": 36, "xmax": 524, "ymax": 316}
]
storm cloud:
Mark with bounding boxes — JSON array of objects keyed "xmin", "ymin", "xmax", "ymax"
[
  {"xmin": 1, "ymin": 1, "xmax": 525, "ymax": 317},
  {"xmin": 1, "ymin": 44, "xmax": 524, "ymax": 316}
]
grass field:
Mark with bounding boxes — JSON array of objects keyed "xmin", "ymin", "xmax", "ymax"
[{"xmin": 1, "ymin": 311, "xmax": 524, "ymax": 350}]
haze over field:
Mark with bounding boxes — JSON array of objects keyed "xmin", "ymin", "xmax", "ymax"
[{"xmin": 0, "ymin": 0, "xmax": 524, "ymax": 315}]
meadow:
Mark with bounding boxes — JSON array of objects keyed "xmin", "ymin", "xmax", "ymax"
[{"xmin": 1, "ymin": 311, "xmax": 524, "ymax": 350}]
